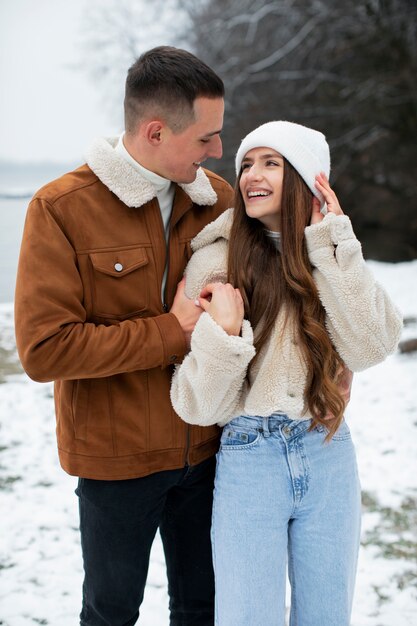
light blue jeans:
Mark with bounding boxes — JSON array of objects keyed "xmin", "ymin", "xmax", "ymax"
[{"xmin": 212, "ymin": 413, "xmax": 362, "ymax": 626}]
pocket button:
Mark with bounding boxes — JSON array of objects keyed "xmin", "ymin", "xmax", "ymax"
[{"xmin": 114, "ymin": 262, "xmax": 124, "ymax": 272}]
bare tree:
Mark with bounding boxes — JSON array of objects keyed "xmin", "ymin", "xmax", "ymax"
[
  {"xmin": 79, "ymin": 0, "xmax": 189, "ymax": 120},
  {"xmin": 187, "ymin": 0, "xmax": 417, "ymax": 260}
]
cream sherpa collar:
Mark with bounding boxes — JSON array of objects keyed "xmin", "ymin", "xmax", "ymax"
[
  {"xmin": 86, "ymin": 137, "xmax": 218, "ymax": 208},
  {"xmin": 191, "ymin": 207, "xmax": 234, "ymax": 251}
]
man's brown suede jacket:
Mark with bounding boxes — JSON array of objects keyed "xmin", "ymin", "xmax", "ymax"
[{"xmin": 14, "ymin": 137, "xmax": 233, "ymax": 479}]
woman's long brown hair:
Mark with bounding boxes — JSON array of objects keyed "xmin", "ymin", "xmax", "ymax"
[{"xmin": 227, "ymin": 159, "xmax": 345, "ymax": 439}]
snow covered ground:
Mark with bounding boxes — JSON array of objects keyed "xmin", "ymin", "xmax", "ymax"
[{"xmin": 0, "ymin": 260, "xmax": 416, "ymax": 626}]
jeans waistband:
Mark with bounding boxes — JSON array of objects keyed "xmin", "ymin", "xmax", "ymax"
[{"xmin": 230, "ymin": 413, "xmax": 312, "ymax": 438}]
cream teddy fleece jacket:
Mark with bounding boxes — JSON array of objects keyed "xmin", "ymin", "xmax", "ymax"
[{"xmin": 170, "ymin": 209, "xmax": 403, "ymax": 427}]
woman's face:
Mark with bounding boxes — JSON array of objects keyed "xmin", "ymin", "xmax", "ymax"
[{"xmin": 239, "ymin": 147, "xmax": 284, "ymax": 231}]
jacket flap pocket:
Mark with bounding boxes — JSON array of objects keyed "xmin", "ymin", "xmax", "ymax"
[{"xmin": 89, "ymin": 247, "xmax": 149, "ymax": 277}]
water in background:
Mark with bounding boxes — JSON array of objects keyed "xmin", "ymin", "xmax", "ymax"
[
  {"xmin": 0, "ymin": 197, "xmax": 27, "ymax": 303},
  {"xmin": 0, "ymin": 161, "xmax": 76, "ymax": 303}
]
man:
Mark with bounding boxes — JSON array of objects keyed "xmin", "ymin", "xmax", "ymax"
[{"xmin": 14, "ymin": 46, "xmax": 233, "ymax": 625}]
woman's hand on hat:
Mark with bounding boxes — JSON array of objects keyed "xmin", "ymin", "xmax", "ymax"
[
  {"xmin": 197, "ymin": 282, "xmax": 244, "ymax": 336},
  {"xmin": 311, "ymin": 173, "xmax": 344, "ymax": 225}
]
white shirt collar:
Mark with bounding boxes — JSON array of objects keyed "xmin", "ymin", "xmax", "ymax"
[{"xmin": 115, "ymin": 133, "xmax": 171, "ymax": 193}]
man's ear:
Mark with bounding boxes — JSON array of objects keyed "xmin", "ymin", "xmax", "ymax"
[{"xmin": 143, "ymin": 121, "xmax": 165, "ymax": 146}]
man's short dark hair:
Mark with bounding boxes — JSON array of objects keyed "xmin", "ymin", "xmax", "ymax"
[{"xmin": 124, "ymin": 46, "xmax": 225, "ymax": 135}]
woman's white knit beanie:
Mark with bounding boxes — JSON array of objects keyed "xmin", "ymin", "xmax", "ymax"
[{"xmin": 235, "ymin": 121, "xmax": 331, "ymax": 206}]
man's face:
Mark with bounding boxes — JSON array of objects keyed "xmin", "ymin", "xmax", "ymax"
[{"xmin": 156, "ymin": 97, "xmax": 224, "ymax": 183}]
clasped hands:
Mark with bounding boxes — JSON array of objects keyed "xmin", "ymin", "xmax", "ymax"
[
  {"xmin": 171, "ymin": 278, "xmax": 244, "ymax": 348},
  {"xmin": 196, "ymin": 282, "xmax": 244, "ymax": 336}
]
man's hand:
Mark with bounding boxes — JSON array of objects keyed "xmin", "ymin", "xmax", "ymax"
[
  {"xmin": 170, "ymin": 277, "xmax": 203, "ymax": 348},
  {"xmin": 198, "ymin": 282, "xmax": 244, "ymax": 336},
  {"xmin": 324, "ymin": 366, "xmax": 353, "ymax": 420}
]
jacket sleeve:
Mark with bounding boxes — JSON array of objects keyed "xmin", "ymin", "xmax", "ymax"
[
  {"xmin": 14, "ymin": 198, "xmax": 187, "ymax": 382},
  {"xmin": 304, "ymin": 212, "xmax": 403, "ymax": 371},
  {"xmin": 171, "ymin": 312, "xmax": 256, "ymax": 426}
]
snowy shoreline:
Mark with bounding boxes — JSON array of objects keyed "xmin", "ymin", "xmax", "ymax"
[{"xmin": 1, "ymin": 261, "xmax": 416, "ymax": 625}]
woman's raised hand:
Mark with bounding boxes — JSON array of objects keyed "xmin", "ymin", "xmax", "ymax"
[
  {"xmin": 197, "ymin": 282, "xmax": 244, "ymax": 336},
  {"xmin": 311, "ymin": 172, "xmax": 344, "ymax": 225}
]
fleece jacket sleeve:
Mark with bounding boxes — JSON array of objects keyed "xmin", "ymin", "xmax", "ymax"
[
  {"xmin": 171, "ymin": 312, "xmax": 256, "ymax": 426},
  {"xmin": 304, "ymin": 212, "xmax": 403, "ymax": 371}
]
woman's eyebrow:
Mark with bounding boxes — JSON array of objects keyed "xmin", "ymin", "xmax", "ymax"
[
  {"xmin": 260, "ymin": 153, "xmax": 283, "ymax": 160},
  {"xmin": 242, "ymin": 153, "xmax": 284, "ymax": 163}
]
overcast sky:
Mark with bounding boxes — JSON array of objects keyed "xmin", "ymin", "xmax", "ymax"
[{"xmin": 0, "ymin": 0, "xmax": 121, "ymax": 164}]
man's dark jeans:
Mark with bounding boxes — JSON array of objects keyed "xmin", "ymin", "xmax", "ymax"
[{"xmin": 76, "ymin": 456, "xmax": 216, "ymax": 626}]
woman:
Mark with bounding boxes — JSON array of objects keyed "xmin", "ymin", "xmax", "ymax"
[{"xmin": 171, "ymin": 121, "xmax": 402, "ymax": 625}]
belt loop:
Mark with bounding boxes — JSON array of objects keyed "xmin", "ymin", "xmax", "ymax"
[{"xmin": 262, "ymin": 415, "xmax": 271, "ymax": 438}]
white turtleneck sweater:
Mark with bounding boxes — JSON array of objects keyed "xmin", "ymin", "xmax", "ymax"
[
  {"xmin": 265, "ymin": 229, "xmax": 281, "ymax": 251},
  {"xmin": 116, "ymin": 134, "xmax": 175, "ymax": 297}
]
